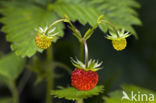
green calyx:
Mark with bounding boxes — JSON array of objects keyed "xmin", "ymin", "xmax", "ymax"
[
  {"xmin": 71, "ymin": 58, "xmax": 103, "ymax": 71},
  {"xmin": 37, "ymin": 34, "xmax": 53, "ymax": 40},
  {"xmin": 106, "ymin": 29, "xmax": 131, "ymax": 40}
]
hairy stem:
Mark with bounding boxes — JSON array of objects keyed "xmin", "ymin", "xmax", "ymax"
[
  {"xmin": 46, "ymin": 46, "xmax": 54, "ymax": 103},
  {"xmin": 100, "ymin": 20, "xmax": 119, "ymax": 37},
  {"xmin": 66, "ymin": 20, "xmax": 82, "ymax": 41},
  {"xmin": 82, "ymin": 40, "xmax": 88, "ymax": 68},
  {"xmin": 80, "ymin": 42, "xmax": 84, "ymax": 62},
  {"xmin": 45, "ymin": 19, "xmax": 65, "ymax": 35},
  {"xmin": 77, "ymin": 99, "xmax": 83, "ymax": 103},
  {"xmin": 10, "ymin": 82, "xmax": 19, "ymax": 103}
]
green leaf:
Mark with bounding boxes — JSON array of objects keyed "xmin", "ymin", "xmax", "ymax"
[
  {"xmin": 51, "ymin": 86, "xmax": 104, "ymax": 100},
  {"xmin": 104, "ymin": 85, "xmax": 156, "ymax": 103},
  {"xmin": 53, "ymin": 0, "xmax": 141, "ymax": 37},
  {"xmin": 0, "ymin": 1, "xmax": 64, "ymax": 57},
  {"xmin": 53, "ymin": 3, "xmax": 101, "ymax": 26},
  {"xmin": 0, "ymin": 53, "xmax": 25, "ymax": 85}
]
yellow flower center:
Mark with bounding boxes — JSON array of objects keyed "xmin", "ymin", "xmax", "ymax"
[{"xmin": 112, "ymin": 38, "xmax": 127, "ymax": 51}]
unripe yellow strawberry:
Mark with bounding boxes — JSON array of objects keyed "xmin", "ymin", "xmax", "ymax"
[
  {"xmin": 35, "ymin": 26, "xmax": 58, "ymax": 49},
  {"xmin": 106, "ymin": 29, "xmax": 131, "ymax": 51},
  {"xmin": 35, "ymin": 34, "xmax": 52, "ymax": 49},
  {"xmin": 112, "ymin": 38, "xmax": 127, "ymax": 51}
]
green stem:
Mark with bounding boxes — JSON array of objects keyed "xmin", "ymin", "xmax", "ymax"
[
  {"xmin": 91, "ymin": 23, "xmax": 99, "ymax": 31},
  {"xmin": 46, "ymin": 46, "xmax": 54, "ymax": 103},
  {"xmin": 100, "ymin": 20, "xmax": 119, "ymax": 37},
  {"xmin": 66, "ymin": 20, "xmax": 82, "ymax": 41},
  {"xmin": 45, "ymin": 19, "xmax": 65, "ymax": 35},
  {"xmin": 10, "ymin": 82, "xmax": 19, "ymax": 103},
  {"xmin": 77, "ymin": 99, "xmax": 83, "ymax": 103},
  {"xmin": 47, "ymin": 46, "xmax": 52, "ymax": 61},
  {"xmin": 82, "ymin": 40, "xmax": 88, "ymax": 68},
  {"xmin": 80, "ymin": 42, "xmax": 84, "ymax": 62}
]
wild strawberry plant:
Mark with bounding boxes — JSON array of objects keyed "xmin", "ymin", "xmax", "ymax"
[
  {"xmin": 47, "ymin": 15, "xmax": 133, "ymax": 103},
  {"xmin": 0, "ymin": 0, "xmax": 144, "ymax": 103}
]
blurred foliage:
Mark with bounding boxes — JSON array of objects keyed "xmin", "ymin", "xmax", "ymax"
[
  {"xmin": 0, "ymin": 97, "xmax": 11, "ymax": 103},
  {"xmin": 27, "ymin": 55, "xmax": 72, "ymax": 85},
  {"xmin": 0, "ymin": 53, "xmax": 25, "ymax": 86},
  {"xmin": 0, "ymin": 53, "xmax": 25, "ymax": 103}
]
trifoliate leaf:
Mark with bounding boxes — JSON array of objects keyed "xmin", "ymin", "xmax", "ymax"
[
  {"xmin": 51, "ymin": 86, "xmax": 104, "ymax": 100},
  {"xmin": 0, "ymin": 1, "xmax": 64, "ymax": 57},
  {"xmin": 0, "ymin": 53, "xmax": 25, "ymax": 85}
]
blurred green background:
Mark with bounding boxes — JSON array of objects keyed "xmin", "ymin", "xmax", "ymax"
[{"xmin": 0, "ymin": 0, "xmax": 156, "ymax": 103}]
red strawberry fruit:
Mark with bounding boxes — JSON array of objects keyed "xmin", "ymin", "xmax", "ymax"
[
  {"xmin": 71, "ymin": 69, "xmax": 98, "ymax": 91},
  {"xmin": 71, "ymin": 58, "xmax": 103, "ymax": 91}
]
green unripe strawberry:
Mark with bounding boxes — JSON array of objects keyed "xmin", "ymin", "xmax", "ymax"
[{"xmin": 106, "ymin": 29, "xmax": 131, "ymax": 51}]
